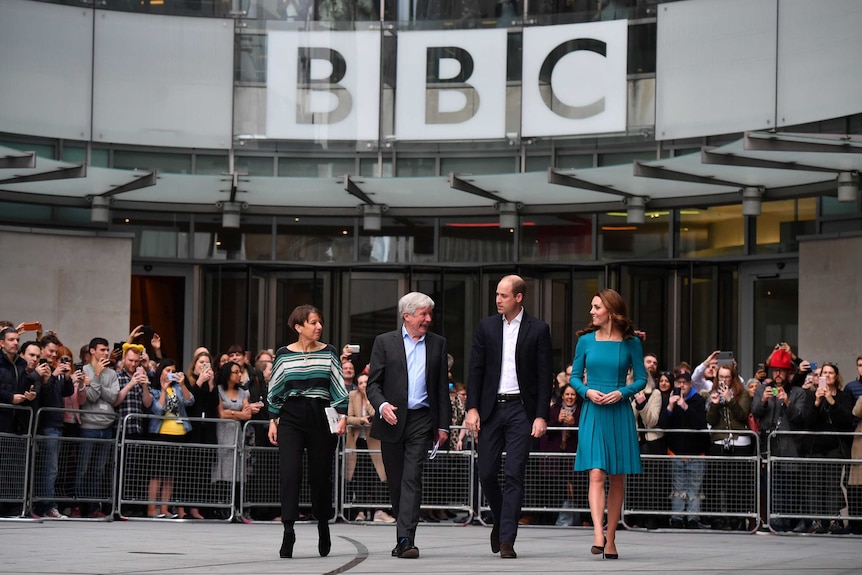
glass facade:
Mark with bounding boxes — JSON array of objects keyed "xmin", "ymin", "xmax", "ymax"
[{"xmin": 4, "ymin": 0, "xmax": 862, "ymax": 379}]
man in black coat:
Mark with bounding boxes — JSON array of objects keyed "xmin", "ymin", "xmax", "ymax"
[
  {"xmin": 367, "ymin": 292, "xmax": 450, "ymax": 559},
  {"xmin": 465, "ymin": 275, "xmax": 552, "ymax": 559}
]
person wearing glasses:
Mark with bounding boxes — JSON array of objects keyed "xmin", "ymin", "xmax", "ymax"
[
  {"xmin": 705, "ymin": 364, "xmax": 752, "ymax": 530},
  {"xmin": 268, "ymin": 305, "xmax": 348, "ymax": 559}
]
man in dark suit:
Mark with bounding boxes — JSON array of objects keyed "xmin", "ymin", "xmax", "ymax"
[
  {"xmin": 465, "ymin": 275, "xmax": 552, "ymax": 559},
  {"xmin": 367, "ymin": 292, "xmax": 451, "ymax": 559}
]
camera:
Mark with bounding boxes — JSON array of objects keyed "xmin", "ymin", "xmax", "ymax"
[
  {"xmin": 38, "ymin": 358, "xmax": 49, "ymax": 365},
  {"xmin": 346, "ymin": 344, "xmax": 360, "ymax": 354},
  {"xmin": 167, "ymin": 372, "xmax": 180, "ymax": 382},
  {"xmin": 60, "ymin": 357, "xmax": 71, "ymax": 364}
]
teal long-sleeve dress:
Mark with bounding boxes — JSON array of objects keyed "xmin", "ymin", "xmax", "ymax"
[{"xmin": 570, "ymin": 332, "xmax": 647, "ymax": 474}]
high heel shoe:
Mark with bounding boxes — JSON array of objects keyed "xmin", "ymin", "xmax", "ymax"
[
  {"xmin": 590, "ymin": 535, "xmax": 606, "ymax": 555},
  {"xmin": 280, "ymin": 530, "xmax": 295, "ymax": 559},
  {"xmin": 318, "ymin": 523, "xmax": 331, "ymax": 557},
  {"xmin": 603, "ymin": 538, "xmax": 618, "ymax": 560}
]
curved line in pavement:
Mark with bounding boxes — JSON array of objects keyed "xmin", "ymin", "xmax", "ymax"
[{"xmin": 323, "ymin": 535, "xmax": 368, "ymax": 575}]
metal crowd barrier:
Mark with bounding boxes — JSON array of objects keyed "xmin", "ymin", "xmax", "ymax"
[
  {"xmin": 623, "ymin": 428, "xmax": 760, "ymax": 532},
  {"xmin": 117, "ymin": 414, "xmax": 238, "ymax": 521},
  {"xmin": 0, "ymin": 403, "xmax": 34, "ymax": 519},
  {"xmin": 766, "ymin": 430, "xmax": 862, "ymax": 534},
  {"xmin": 476, "ymin": 428, "xmax": 760, "ymax": 533},
  {"xmin": 477, "ymin": 426, "xmax": 584, "ymax": 525},
  {"xmin": 10, "ymin": 404, "xmax": 862, "ymax": 537},
  {"xmin": 340, "ymin": 424, "xmax": 474, "ymax": 523},
  {"xmin": 28, "ymin": 407, "xmax": 119, "ymax": 520},
  {"xmin": 239, "ymin": 419, "xmax": 342, "ymax": 523}
]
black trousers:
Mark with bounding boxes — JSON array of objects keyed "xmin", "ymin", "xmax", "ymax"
[
  {"xmin": 380, "ymin": 407, "xmax": 432, "ymax": 541},
  {"xmin": 476, "ymin": 400, "xmax": 531, "ymax": 544},
  {"xmin": 277, "ymin": 397, "xmax": 338, "ymax": 523}
]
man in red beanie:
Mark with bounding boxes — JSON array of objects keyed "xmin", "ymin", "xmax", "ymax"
[{"xmin": 751, "ymin": 347, "xmax": 811, "ymax": 532}]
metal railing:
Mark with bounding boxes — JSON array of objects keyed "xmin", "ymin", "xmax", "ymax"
[
  {"xmin": 766, "ymin": 430, "xmax": 862, "ymax": 534},
  {"xmin": 5, "ymin": 404, "xmax": 861, "ymax": 536}
]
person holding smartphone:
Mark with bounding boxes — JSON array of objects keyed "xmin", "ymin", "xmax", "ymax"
[
  {"xmin": 147, "ymin": 359, "xmax": 194, "ymax": 518},
  {"xmin": 661, "ymin": 371, "xmax": 709, "ymax": 530},
  {"xmin": 802, "ymin": 362, "xmax": 854, "ymax": 534},
  {"xmin": 178, "ymin": 350, "xmax": 216, "ymax": 520},
  {"xmin": 751, "ymin": 349, "xmax": 809, "ymax": 531},
  {"xmin": 705, "ymin": 364, "xmax": 752, "ymax": 530}
]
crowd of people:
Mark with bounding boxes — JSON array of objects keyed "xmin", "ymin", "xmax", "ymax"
[
  {"xmin": 3, "ymin": 284, "xmax": 862, "ymax": 561},
  {"xmin": 623, "ymin": 344, "xmax": 862, "ymax": 535},
  {"xmin": 0, "ymin": 320, "xmax": 272, "ymax": 521}
]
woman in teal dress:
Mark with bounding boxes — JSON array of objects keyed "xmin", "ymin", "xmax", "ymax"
[{"xmin": 570, "ymin": 289, "xmax": 646, "ymax": 560}]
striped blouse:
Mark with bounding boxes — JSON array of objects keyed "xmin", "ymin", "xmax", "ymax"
[{"xmin": 267, "ymin": 343, "xmax": 349, "ymax": 418}]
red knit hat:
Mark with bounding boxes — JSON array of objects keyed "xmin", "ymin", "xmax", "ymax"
[{"xmin": 767, "ymin": 349, "xmax": 794, "ymax": 370}]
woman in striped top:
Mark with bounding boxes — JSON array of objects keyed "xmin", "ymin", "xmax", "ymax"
[{"xmin": 268, "ymin": 304, "xmax": 348, "ymax": 559}]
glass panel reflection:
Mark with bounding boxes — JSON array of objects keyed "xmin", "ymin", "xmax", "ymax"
[
  {"xmin": 755, "ymin": 198, "xmax": 815, "ymax": 255},
  {"xmin": 276, "ymin": 216, "xmax": 355, "ymax": 261},
  {"xmin": 678, "ymin": 205, "xmax": 744, "ymax": 258},
  {"xmin": 598, "ymin": 210, "xmax": 668, "ymax": 260},
  {"xmin": 279, "ymin": 157, "xmax": 357, "ymax": 177},
  {"xmin": 520, "ymin": 213, "xmax": 592, "ymax": 262},
  {"xmin": 440, "ymin": 216, "xmax": 514, "ymax": 262},
  {"xmin": 358, "ymin": 217, "xmax": 436, "ymax": 263}
]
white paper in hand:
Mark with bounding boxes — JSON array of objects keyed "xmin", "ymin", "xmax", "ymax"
[{"xmin": 324, "ymin": 407, "xmax": 340, "ymax": 434}]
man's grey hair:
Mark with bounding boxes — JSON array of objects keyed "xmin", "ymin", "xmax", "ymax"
[{"xmin": 398, "ymin": 292, "xmax": 435, "ymax": 317}]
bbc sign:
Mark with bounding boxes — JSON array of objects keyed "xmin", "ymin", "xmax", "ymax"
[{"xmin": 266, "ymin": 21, "xmax": 627, "ymax": 141}]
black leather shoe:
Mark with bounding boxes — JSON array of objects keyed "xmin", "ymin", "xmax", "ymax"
[
  {"xmin": 279, "ymin": 531, "xmax": 295, "ymax": 558},
  {"xmin": 394, "ymin": 538, "xmax": 419, "ymax": 559},
  {"xmin": 490, "ymin": 524, "xmax": 501, "ymax": 554},
  {"xmin": 499, "ymin": 542, "xmax": 517, "ymax": 559}
]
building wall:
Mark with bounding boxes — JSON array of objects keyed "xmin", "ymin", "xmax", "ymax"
[
  {"xmin": 0, "ymin": 228, "xmax": 132, "ymax": 356},
  {"xmin": 798, "ymin": 234, "xmax": 862, "ymax": 377}
]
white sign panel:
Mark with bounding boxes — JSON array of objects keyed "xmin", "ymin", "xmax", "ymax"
[
  {"xmin": 395, "ymin": 29, "xmax": 507, "ymax": 141},
  {"xmin": 266, "ymin": 30, "xmax": 380, "ymax": 141},
  {"xmin": 521, "ymin": 20, "xmax": 628, "ymax": 137}
]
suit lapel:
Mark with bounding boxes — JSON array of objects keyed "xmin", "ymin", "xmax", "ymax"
[
  {"xmin": 393, "ymin": 330, "xmax": 408, "ymax": 374},
  {"xmin": 514, "ymin": 312, "xmax": 532, "ymax": 379}
]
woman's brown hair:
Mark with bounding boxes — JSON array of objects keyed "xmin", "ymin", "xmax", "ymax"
[
  {"xmin": 576, "ymin": 289, "xmax": 635, "ymax": 338},
  {"xmin": 288, "ymin": 304, "xmax": 323, "ymax": 334},
  {"xmin": 717, "ymin": 364, "xmax": 744, "ymax": 401}
]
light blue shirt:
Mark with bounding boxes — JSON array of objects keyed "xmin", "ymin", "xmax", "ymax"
[{"xmin": 402, "ymin": 325, "xmax": 429, "ymax": 410}]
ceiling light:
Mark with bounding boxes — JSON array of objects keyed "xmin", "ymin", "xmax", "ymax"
[
  {"xmin": 837, "ymin": 171, "xmax": 858, "ymax": 202},
  {"xmin": 625, "ymin": 196, "xmax": 646, "ymax": 224},
  {"xmin": 362, "ymin": 204, "xmax": 383, "ymax": 232},
  {"xmin": 497, "ymin": 202, "xmax": 520, "ymax": 229},
  {"xmin": 90, "ymin": 196, "xmax": 111, "ymax": 224},
  {"xmin": 741, "ymin": 187, "xmax": 763, "ymax": 216},
  {"xmin": 222, "ymin": 201, "xmax": 241, "ymax": 228}
]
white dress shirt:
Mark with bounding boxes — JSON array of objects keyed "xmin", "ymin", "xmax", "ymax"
[{"xmin": 498, "ymin": 307, "xmax": 523, "ymax": 395}]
